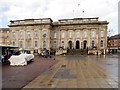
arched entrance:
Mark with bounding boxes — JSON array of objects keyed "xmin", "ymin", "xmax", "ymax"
[
  {"xmin": 68, "ymin": 41, "xmax": 72, "ymax": 49},
  {"xmin": 76, "ymin": 40, "xmax": 80, "ymax": 49},
  {"xmin": 83, "ymin": 40, "xmax": 87, "ymax": 49}
]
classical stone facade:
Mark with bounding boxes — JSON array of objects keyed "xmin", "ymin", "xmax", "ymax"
[{"xmin": 9, "ymin": 17, "xmax": 108, "ymax": 53}]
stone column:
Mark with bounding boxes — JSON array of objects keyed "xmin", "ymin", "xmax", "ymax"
[
  {"xmin": 23, "ymin": 28, "xmax": 26, "ymax": 50},
  {"xmin": 39, "ymin": 27, "xmax": 42, "ymax": 51},
  {"xmin": 81, "ymin": 29, "xmax": 83, "ymax": 49},
  {"xmin": 73, "ymin": 30, "xmax": 75, "ymax": 49},
  {"xmin": 47, "ymin": 28, "xmax": 50, "ymax": 50},
  {"xmin": 65, "ymin": 30, "xmax": 68, "ymax": 49},
  {"xmin": 88, "ymin": 29, "xmax": 91, "ymax": 49},
  {"xmin": 58, "ymin": 30, "xmax": 61, "ymax": 49},
  {"xmin": 98, "ymin": 27, "xmax": 101, "ymax": 50},
  {"xmin": 15, "ymin": 30, "xmax": 19, "ymax": 47},
  {"xmin": 105, "ymin": 26, "xmax": 108, "ymax": 49},
  {"xmin": 96, "ymin": 28, "xmax": 99, "ymax": 50},
  {"xmin": 31, "ymin": 29, "xmax": 34, "ymax": 54}
]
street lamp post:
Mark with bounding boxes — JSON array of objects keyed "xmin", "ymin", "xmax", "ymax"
[{"xmin": 108, "ymin": 29, "xmax": 111, "ymax": 53}]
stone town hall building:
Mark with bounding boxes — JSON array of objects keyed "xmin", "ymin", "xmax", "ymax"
[{"xmin": 9, "ymin": 17, "xmax": 108, "ymax": 54}]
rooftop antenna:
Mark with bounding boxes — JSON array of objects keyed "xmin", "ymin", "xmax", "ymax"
[
  {"xmin": 77, "ymin": 4, "xmax": 80, "ymax": 18},
  {"xmin": 73, "ymin": 10, "xmax": 75, "ymax": 18},
  {"xmin": 82, "ymin": 10, "xmax": 85, "ymax": 18}
]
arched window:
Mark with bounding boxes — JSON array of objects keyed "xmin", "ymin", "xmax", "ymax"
[
  {"xmin": 20, "ymin": 41, "xmax": 22, "ymax": 47},
  {"xmin": 76, "ymin": 32, "xmax": 79, "ymax": 38},
  {"xmin": 27, "ymin": 31, "xmax": 31, "ymax": 38},
  {"xmin": 12, "ymin": 41, "xmax": 15, "ymax": 46},
  {"xmin": 35, "ymin": 41, "xmax": 38, "ymax": 47},
  {"xmin": 27, "ymin": 40, "xmax": 31, "ymax": 48},
  {"xmin": 12, "ymin": 32, "xmax": 16, "ymax": 38},
  {"xmin": 92, "ymin": 40, "xmax": 94, "ymax": 48},
  {"xmin": 35, "ymin": 31, "xmax": 38, "ymax": 38},
  {"xmin": 61, "ymin": 41, "xmax": 64, "ymax": 48},
  {"xmin": 84, "ymin": 31, "xmax": 87, "ymax": 38},
  {"xmin": 91, "ymin": 31, "xmax": 95, "ymax": 38},
  {"xmin": 61, "ymin": 32, "xmax": 65, "ymax": 38},
  {"xmin": 54, "ymin": 32, "xmax": 56, "ymax": 38},
  {"xmin": 20, "ymin": 31, "xmax": 23, "ymax": 39},
  {"xmin": 101, "ymin": 31, "xmax": 104, "ymax": 37},
  {"xmin": 53, "ymin": 41, "xmax": 56, "ymax": 48},
  {"xmin": 69, "ymin": 32, "xmax": 72, "ymax": 38}
]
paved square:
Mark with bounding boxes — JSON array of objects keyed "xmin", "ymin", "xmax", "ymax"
[{"xmin": 23, "ymin": 55, "xmax": 118, "ymax": 89}]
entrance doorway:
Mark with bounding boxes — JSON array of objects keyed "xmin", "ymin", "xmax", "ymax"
[
  {"xmin": 76, "ymin": 40, "xmax": 80, "ymax": 49},
  {"xmin": 68, "ymin": 41, "xmax": 72, "ymax": 49},
  {"xmin": 83, "ymin": 40, "xmax": 87, "ymax": 49}
]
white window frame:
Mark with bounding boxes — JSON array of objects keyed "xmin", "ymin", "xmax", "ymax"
[
  {"xmin": 69, "ymin": 32, "xmax": 72, "ymax": 38},
  {"xmin": 35, "ymin": 41, "xmax": 38, "ymax": 47},
  {"xmin": 20, "ymin": 31, "xmax": 23, "ymax": 39},
  {"xmin": 20, "ymin": 41, "xmax": 23, "ymax": 47},
  {"xmin": 61, "ymin": 32, "xmax": 65, "ymax": 38},
  {"xmin": 101, "ymin": 31, "xmax": 104, "ymax": 37},
  {"xmin": 54, "ymin": 32, "xmax": 56, "ymax": 38},
  {"xmin": 12, "ymin": 32, "xmax": 16, "ymax": 38},
  {"xmin": 91, "ymin": 31, "xmax": 95, "ymax": 38},
  {"xmin": 27, "ymin": 31, "xmax": 31, "ymax": 38},
  {"xmin": 76, "ymin": 31, "xmax": 79, "ymax": 38},
  {"xmin": 61, "ymin": 41, "xmax": 64, "ymax": 48},
  {"xmin": 84, "ymin": 31, "xmax": 87, "ymax": 38},
  {"xmin": 27, "ymin": 40, "xmax": 31, "ymax": 48},
  {"xmin": 35, "ymin": 31, "xmax": 38, "ymax": 38}
]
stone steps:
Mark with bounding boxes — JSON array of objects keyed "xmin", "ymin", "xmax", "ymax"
[{"xmin": 66, "ymin": 49, "xmax": 88, "ymax": 55}]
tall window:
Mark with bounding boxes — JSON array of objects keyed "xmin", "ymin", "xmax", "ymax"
[
  {"xmin": 61, "ymin": 41, "xmax": 64, "ymax": 48},
  {"xmin": 84, "ymin": 31, "xmax": 87, "ymax": 38},
  {"xmin": 92, "ymin": 40, "xmax": 94, "ymax": 48},
  {"xmin": 12, "ymin": 41, "xmax": 15, "ymax": 46},
  {"xmin": 53, "ymin": 41, "xmax": 56, "ymax": 48},
  {"xmin": 101, "ymin": 40, "xmax": 104, "ymax": 47},
  {"xmin": 91, "ymin": 31, "xmax": 95, "ymax": 38},
  {"xmin": 27, "ymin": 40, "xmax": 31, "ymax": 48},
  {"xmin": 27, "ymin": 31, "xmax": 31, "ymax": 38},
  {"xmin": 69, "ymin": 32, "xmax": 72, "ymax": 38},
  {"xmin": 35, "ymin": 31, "xmax": 38, "ymax": 38},
  {"xmin": 12, "ymin": 32, "xmax": 16, "ymax": 38},
  {"xmin": 20, "ymin": 41, "xmax": 23, "ymax": 47},
  {"xmin": 76, "ymin": 32, "xmax": 79, "ymax": 38},
  {"xmin": 101, "ymin": 31, "xmax": 104, "ymax": 37},
  {"xmin": 20, "ymin": 31, "xmax": 23, "ymax": 39},
  {"xmin": 61, "ymin": 32, "xmax": 65, "ymax": 38},
  {"xmin": 54, "ymin": 32, "xmax": 56, "ymax": 38},
  {"xmin": 43, "ymin": 32, "xmax": 46, "ymax": 49},
  {"xmin": 35, "ymin": 41, "xmax": 38, "ymax": 47}
]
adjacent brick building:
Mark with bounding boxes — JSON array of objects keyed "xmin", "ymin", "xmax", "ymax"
[{"xmin": 108, "ymin": 34, "xmax": 120, "ymax": 53}]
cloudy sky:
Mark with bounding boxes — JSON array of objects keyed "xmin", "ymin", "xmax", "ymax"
[{"xmin": 0, "ymin": 0, "xmax": 119, "ymax": 36}]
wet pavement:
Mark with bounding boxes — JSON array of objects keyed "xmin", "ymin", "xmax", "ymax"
[
  {"xmin": 2, "ymin": 56, "xmax": 57, "ymax": 89},
  {"xmin": 23, "ymin": 54, "xmax": 118, "ymax": 89}
]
